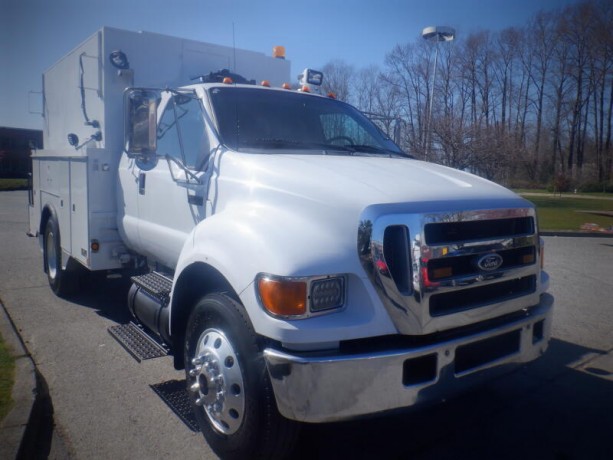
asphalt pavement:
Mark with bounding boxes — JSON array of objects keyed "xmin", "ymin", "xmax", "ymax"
[{"xmin": 0, "ymin": 190, "xmax": 612, "ymax": 460}]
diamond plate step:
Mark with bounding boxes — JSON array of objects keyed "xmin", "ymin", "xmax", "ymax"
[
  {"xmin": 108, "ymin": 322, "xmax": 168, "ymax": 362},
  {"xmin": 131, "ymin": 272, "xmax": 173, "ymax": 306},
  {"xmin": 150, "ymin": 380, "xmax": 199, "ymax": 432}
]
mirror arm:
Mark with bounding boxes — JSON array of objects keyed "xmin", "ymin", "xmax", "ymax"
[{"xmin": 165, "ymin": 154, "xmax": 201, "ymax": 184}]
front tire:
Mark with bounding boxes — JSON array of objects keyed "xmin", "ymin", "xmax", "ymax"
[{"xmin": 184, "ymin": 293, "xmax": 299, "ymax": 459}]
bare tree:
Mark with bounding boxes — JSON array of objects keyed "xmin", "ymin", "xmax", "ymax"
[
  {"xmin": 383, "ymin": 42, "xmax": 432, "ymax": 157},
  {"xmin": 318, "ymin": 0, "xmax": 613, "ymax": 188},
  {"xmin": 321, "ymin": 60, "xmax": 354, "ymax": 103}
]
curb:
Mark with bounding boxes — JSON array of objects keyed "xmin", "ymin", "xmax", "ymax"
[{"xmin": 0, "ymin": 301, "xmax": 39, "ymax": 460}]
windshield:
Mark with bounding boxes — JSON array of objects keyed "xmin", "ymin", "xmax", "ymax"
[{"xmin": 209, "ymin": 87, "xmax": 407, "ymax": 157}]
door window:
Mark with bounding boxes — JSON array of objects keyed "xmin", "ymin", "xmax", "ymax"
[{"xmin": 157, "ymin": 95, "xmax": 209, "ymax": 170}]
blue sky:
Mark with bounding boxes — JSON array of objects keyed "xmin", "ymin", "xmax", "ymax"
[{"xmin": 1, "ymin": 0, "xmax": 579, "ymax": 130}]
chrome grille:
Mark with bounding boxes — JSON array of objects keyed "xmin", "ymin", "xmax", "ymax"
[{"xmin": 358, "ymin": 206, "xmax": 542, "ymax": 335}]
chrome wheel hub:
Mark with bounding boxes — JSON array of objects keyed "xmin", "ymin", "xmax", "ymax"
[
  {"xmin": 46, "ymin": 230, "xmax": 57, "ymax": 280},
  {"xmin": 189, "ymin": 328, "xmax": 245, "ymax": 434}
]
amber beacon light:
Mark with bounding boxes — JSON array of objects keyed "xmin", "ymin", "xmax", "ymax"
[{"xmin": 273, "ymin": 46, "xmax": 286, "ymax": 59}]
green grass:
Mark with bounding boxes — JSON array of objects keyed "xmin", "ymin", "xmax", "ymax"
[
  {"xmin": 515, "ymin": 188, "xmax": 613, "ymax": 198},
  {"xmin": 0, "ymin": 332, "xmax": 15, "ymax": 422},
  {"xmin": 523, "ymin": 195, "xmax": 613, "ymax": 231},
  {"xmin": 513, "ymin": 188, "xmax": 549, "ymax": 194},
  {"xmin": 0, "ymin": 178, "xmax": 28, "ymax": 191}
]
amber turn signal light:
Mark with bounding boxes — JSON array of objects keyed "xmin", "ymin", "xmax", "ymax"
[{"xmin": 258, "ymin": 277, "xmax": 307, "ymax": 317}]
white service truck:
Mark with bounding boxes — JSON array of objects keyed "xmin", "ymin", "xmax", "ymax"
[{"xmin": 29, "ymin": 27, "xmax": 554, "ymax": 459}]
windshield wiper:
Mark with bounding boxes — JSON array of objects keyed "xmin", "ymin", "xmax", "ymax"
[
  {"xmin": 343, "ymin": 144, "xmax": 411, "ymax": 158},
  {"xmin": 240, "ymin": 138, "xmax": 411, "ymax": 157},
  {"xmin": 245, "ymin": 138, "xmax": 356, "ymax": 154}
]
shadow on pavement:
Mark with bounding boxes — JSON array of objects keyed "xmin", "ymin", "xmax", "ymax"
[
  {"xmin": 63, "ymin": 274, "xmax": 133, "ymax": 325},
  {"xmin": 291, "ymin": 338, "xmax": 612, "ymax": 460}
]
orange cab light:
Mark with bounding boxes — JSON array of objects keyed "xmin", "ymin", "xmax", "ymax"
[
  {"xmin": 273, "ymin": 45, "xmax": 286, "ymax": 59},
  {"xmin": 261, "ymin": 80, "xmax": 271, "ymax": 87},
  {"xmin": 327, "ymin": 92, "xmax": 336, "ymax": 99},
  {"xmin": 258, "ymin": 277, "xmax": 306, "ymax": 317},
  {"xmin": 282, "ymin": 82, "xmax": 291, "ymax": 90},
  {"xmin": 301, "ymin": 85, "xmax": 310, "ymax": 93},
  {"xmin": 222, "ymin": 77, "xmax": 233, "ymax": 84}
]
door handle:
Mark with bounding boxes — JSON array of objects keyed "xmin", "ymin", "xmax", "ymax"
[
  {"xmin": 188, "ymin": 195, "xmax": 203, "ymax": 206},
  {"xmin": 138, "ymin": 172, "xmax": 146, "ymax": 195}
]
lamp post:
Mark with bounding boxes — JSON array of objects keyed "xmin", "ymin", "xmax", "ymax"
[{"xmin": 422, "ymin": 26, "xmax": 455, "ymax": 161}]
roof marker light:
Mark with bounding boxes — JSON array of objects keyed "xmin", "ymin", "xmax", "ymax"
[
  {"xmin": 327, "ymin": 92, "xmax": 336, "ymax": 99},
  {"xmin": 222, "ymin": 76, "xmax": 233, "ymax": 84},
  {"xmin": 261, "ymin": 80, "xmax": 270, "ymax": 87},
  {"xmin": 282, "ymin": 83, "xmax": 291, "ymax": 90},
  {"xmin": 301, "ymin": 85, "xmax": 310, "ymax": 93}
]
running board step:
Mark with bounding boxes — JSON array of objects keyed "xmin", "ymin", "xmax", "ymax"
[
  {"xmin": 150, "ymin": 380, "xmax": 199, "ymax": 432},
  {"xmin": 108, "ymin": 322, "xmax": 168, "ymax": 362},
  {"xmin": 131, "ymin": 272, "xmax": 173, "ymax": 306}
]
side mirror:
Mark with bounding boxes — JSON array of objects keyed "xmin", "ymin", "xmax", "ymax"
[{"xmin": 124, "ymin": 89, "xmax": 160, "ymax": 157}]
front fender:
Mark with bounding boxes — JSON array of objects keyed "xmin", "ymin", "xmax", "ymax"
[{"xmin": 172, "ymin": 201, "xmax": 397, "ymax": 346}]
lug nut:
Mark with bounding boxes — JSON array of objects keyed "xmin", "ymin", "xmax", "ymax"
[
  {"xmin": 192, "ymin": 357, "xmax": 203, "ymax": 366},
  {"xmin": 189, "ymin": 367, "xmax": 201, "ymax": 377},
  {"xmin": 195, "ymin": 397, "xmax": 205, "ymax": 406},
  {"xmin": 190, "ymin": 383, "xmax": 200, "ymax": 393}
]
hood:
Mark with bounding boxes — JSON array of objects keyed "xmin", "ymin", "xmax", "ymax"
[{"xmin": 215, "ymin": 153, "xmax": 526, "ymax": 214}]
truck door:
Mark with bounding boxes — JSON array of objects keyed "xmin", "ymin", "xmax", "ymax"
[{"xmin": 134, "ymin": 92, "xmax": 211, "ymax": 268}]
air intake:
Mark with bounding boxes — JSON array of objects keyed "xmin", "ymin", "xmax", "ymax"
[{"xmin": 383, "ymin": 225, "xmax": 411, "ymax": 295}]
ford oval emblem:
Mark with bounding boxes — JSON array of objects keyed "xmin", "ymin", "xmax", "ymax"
[{"xmin": 477, "ymin": 253, "xmax": 503, "ymax": 271}]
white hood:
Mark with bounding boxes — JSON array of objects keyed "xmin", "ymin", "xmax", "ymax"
[{"xmin": 215, "ymin": 153, "xmax": 525, "ymax": 213}]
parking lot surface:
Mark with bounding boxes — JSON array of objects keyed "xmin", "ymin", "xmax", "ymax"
[{"xmin": 1, "ymin": 190, "xmax": 611, "ymax": 459}]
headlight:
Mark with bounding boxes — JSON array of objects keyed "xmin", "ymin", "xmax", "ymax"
[
  {"xmin": 256, "ymin": 274, "xmax": 346, "ymax": 319},
  {"xmin": 310, "ymin": 277, "xmax": 345, "ymax": 311}
]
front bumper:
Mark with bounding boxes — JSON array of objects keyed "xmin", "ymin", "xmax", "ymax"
[{"xmin": 264, "ymin": 293, "xmax": 553, "ymax": 423}]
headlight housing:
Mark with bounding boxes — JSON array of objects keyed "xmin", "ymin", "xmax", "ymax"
[{"xmin": 256, "ymin": 274, "xmax": 346, "ymax": 319}]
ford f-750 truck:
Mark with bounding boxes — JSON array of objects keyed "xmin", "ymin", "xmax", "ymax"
[{"xmin": 28, "ymin": 27, "xmax": 553, "ymax": 459}]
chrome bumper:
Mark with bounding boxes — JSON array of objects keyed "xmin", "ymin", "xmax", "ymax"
[{"xmin": 264, "ymin": 293, "xmax": 553, "ymax": 423}]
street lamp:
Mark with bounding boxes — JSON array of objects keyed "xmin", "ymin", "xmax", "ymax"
[{"xmin": 422, "ymin": 26, "xmax": 455, "ymax": 161}]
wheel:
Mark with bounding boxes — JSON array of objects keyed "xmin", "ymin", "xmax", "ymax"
[
  {"xmin": 184, "ymin": 293, "xmax": 299, "ymax": 460},
  {"xmin": 43, "ymin": 217, "xmax": 80, "ymax": 297}
]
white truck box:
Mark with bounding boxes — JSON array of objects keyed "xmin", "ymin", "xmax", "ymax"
[{"xmin": 30, "ymin": 27, "xmax": 290, "ymax": 271}]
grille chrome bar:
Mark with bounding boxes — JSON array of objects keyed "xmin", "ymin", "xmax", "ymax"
[
  {"xmin": 426, "ymin": 235, "xmax": 537, "ymax": 259},
  {"xmin": 429, "ymin": 265, "xmax": 539, "ymax": 293}
]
